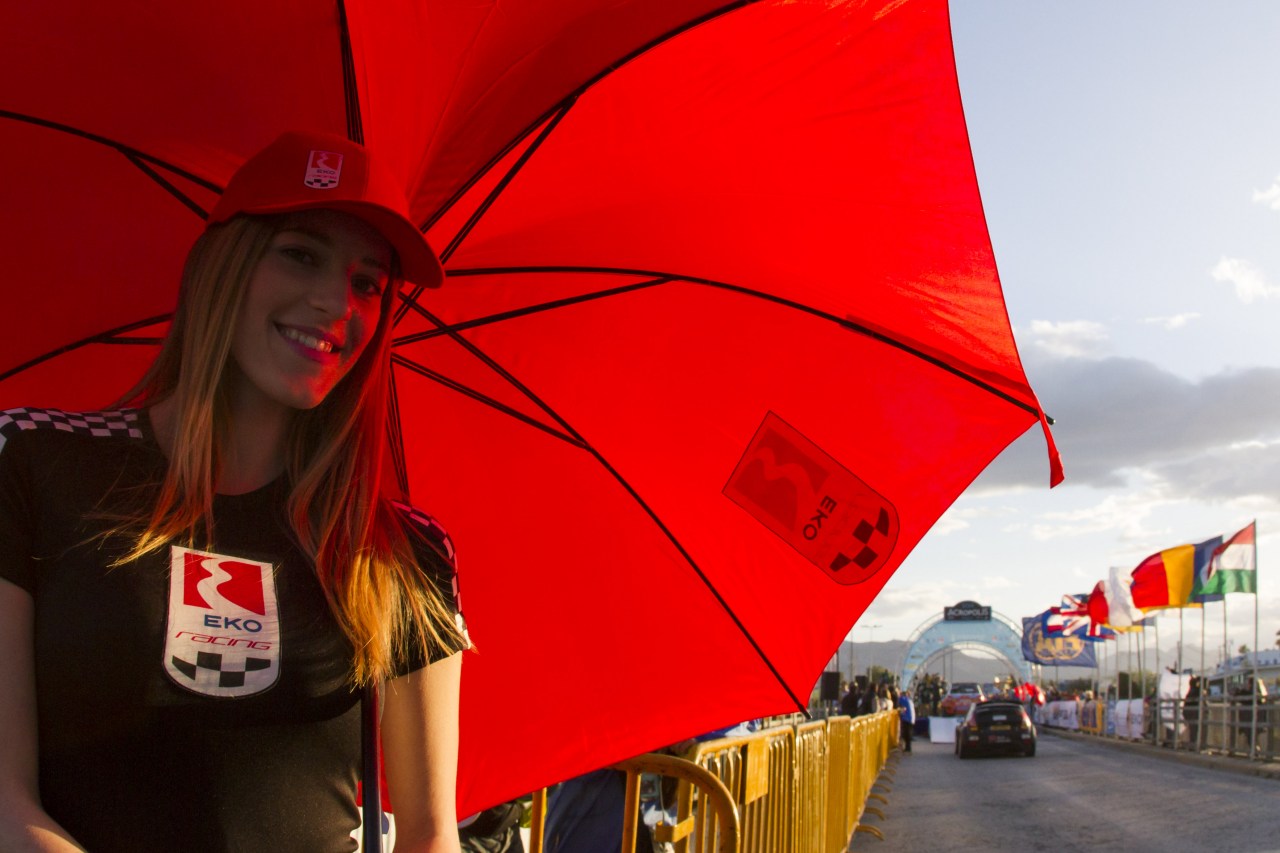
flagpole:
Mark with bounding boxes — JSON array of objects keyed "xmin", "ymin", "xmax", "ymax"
[
  {"xmin": 1178, "ymin": 607, "xmax": 1184, "ymax": 672},
  {"xmin": 1222, "ymin": 595, "xmax": 1229, "ymax": 753},
  {"xmin": 1155, "ymin": 616, "xmax": 1162, "ymax": 745},
  {"xmin": 1251, "ymin": 522, "xmax": 1259, "ymax": 760},
  {"xmin": 1177, "ymin": 609, "xmax": 1184, "ymax": 751},
  {"xmin": 1125, "ymin": 631, "xmax": 1131, "ymax": 702},
  {"xmin": 1198, "ymin": 604, "xmax": 1206, "ymax": 752}
]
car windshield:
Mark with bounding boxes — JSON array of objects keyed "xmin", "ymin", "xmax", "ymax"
[{"xmin": 950, "ymin": 683, "xmax": 981, "ymax": 695}]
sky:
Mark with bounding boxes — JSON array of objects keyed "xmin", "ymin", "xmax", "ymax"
[{"xmin": 857, "ymin": 2, "xmax": 1280, "ymax": 668}]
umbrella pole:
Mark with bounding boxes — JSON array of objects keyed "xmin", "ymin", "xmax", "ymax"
[{"xmin": 362, "ymin": 684, "xmax": 382, "ymax": 852}]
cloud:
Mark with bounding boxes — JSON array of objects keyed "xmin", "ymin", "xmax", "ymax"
[
  {"xmin": 1253, "ymin": 175, "xmax": 1280, "ymax": 211},
  {"xmin": 1141, "ymin": 313, "xmax": 1200, "ymax": 330},
  {"xmin": 1210, "ymin": 256, "xmax": 1279, "ymax": 302},
  {"xmin": 973, "ymin": 357, "xmax": 1280, "ymax": 504},
  {"xmin": 1027, "ymin": 320, "xmax": 1109, "ymax": 359}
]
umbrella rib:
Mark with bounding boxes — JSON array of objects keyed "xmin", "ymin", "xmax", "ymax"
[
  {"xmin": 0, "ymin": 315, "xmax": 171, "ymax": 384},
  {"xmin": 393, "ymin": 101, "xmax": 579, "ymax": 329},
  {"xmin": 0, "ymin": 110, "xmax": 220, "ymax": 219},
  {"xmin": 419, "ymin": 0, "xmax": 758, "ymax": 234},
  {"xmin": 0, "ymin": 110, "xmax": 222, "ymax": 195},
  {"xmin": 439, "ymin": 264, "xmax": 1043, "ymax": 419},
  {"xmin": 437, "ymin": 101, "xmax": 576, "ymax": 267},
  {"xmin": 392, "ymin": 277, "xmax": 670, "ymax": 347},
  {"xmin": 390, "ymin": 354, "xmax": 588, "ymax": 450},
  {"xmin": 401, "ymin": 302, "xmax": 810, "ymax": 714},
  {"xmin": 336, "ymin": 0, "xmax": 365, "ymax": 145},
  {"xmin": 122, "ymin": 152, "xmax": 210, "ymax": 219}
]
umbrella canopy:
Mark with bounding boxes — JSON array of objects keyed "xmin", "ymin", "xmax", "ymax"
[{"xmin": 1, "ymin": 0, "xmax": 1061, "ymax": 814}]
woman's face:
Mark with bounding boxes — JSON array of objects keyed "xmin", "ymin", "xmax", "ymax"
[{"xmin": 229, "ymin": 209, "xmax": 393, "ymax": 412}]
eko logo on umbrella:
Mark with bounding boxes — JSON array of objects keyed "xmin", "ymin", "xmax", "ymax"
[{"xmin": 724, "ymin": 412, "xmax": 899, "ymax": 584}]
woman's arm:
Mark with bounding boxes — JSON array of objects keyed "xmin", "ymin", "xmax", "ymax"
[
  {"xmin": 0, "ymin": 578, "xmax": 85, "ymax": 852},
  {"xmin": 381, "ymin": 651, "xmax": 464, "ymax": 853}
]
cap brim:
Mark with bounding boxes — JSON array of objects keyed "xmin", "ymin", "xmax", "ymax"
[{"xmin": 216, "ymin": 199, "xmax": 444, "ymax": 289}]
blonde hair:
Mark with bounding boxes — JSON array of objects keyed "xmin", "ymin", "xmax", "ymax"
[{"xmin": 119, "ymin": 215, "xmax": 467, "ymax": 685}]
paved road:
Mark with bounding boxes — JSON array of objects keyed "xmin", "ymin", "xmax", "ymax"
[{"xmin": 850, "ymin": 730, "xmax": 1280, "ymax": 852}]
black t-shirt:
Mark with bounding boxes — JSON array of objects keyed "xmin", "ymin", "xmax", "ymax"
[{"xmin": 0, "ymin": 407, "xmax": 467, "ymax": 853}]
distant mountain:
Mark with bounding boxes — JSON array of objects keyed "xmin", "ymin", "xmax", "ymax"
[{"xmin": 821, "ymin": 636, "xmax": 1219, "ymax": 689}]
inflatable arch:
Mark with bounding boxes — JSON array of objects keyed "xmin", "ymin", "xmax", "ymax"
[{"xmin": 898, "ymin": 602, "xmax": 1032, "ymax": 690}]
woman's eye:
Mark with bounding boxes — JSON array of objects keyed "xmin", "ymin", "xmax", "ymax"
[
  {"xmin": 352, "ymin": 276, "xmax": 384, "ymax": 297},
  {"xmin": 280, "ymin": 246, "xmax": 317, "ymax": 265}
]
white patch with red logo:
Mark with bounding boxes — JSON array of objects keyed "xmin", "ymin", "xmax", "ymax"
[
  {"xmin": 304, "ymin": 149, "xmax": 343, "ymax": 189},
  {"xmin": 163, "ymin": 545, "xmax": 281, "ymax": 697}
]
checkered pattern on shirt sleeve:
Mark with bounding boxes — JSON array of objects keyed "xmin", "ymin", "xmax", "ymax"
[{"xmin": 0, "ymin": 407, "xmax": 142, "ymax": 453}]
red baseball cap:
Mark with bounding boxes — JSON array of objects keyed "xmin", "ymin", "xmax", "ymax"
[{"xmin": 208, "ymin": 131, "xmax": 444, "ymax": 288}]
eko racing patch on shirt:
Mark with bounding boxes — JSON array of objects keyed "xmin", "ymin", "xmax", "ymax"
[{"xmin": 163, "ymin": 545, "xmax": 281, "ymax": 697}]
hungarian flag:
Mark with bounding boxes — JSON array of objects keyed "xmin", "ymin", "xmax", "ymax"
[{"xmin": 1197, "ymin": 522, "xmax": 1258, "ymax": 596}]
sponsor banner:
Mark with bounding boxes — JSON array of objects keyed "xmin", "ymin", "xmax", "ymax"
[
  {"xmin": 1112, "ymin": 699, "xmax": 1145, "ymax": 739},
  {"xmin": 1043, "ymin": 700, "xmax": 1080, "ymax": 730}
]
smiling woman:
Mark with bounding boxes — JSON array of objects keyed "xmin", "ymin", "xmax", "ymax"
[
  {"xmin": 0, "ymin": 132, "xmax": 470, "ymax": 853},
  {"xmin": 229, "ymin": 210, "xmax": 391, "ymax": 414}
]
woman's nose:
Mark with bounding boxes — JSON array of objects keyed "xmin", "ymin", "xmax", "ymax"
[{"xmin": 309, "ymin": 269, "xmax": 355, "ymax": 318}]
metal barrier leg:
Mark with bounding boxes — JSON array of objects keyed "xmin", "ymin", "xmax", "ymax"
[{"xmin": 528, "ymin": 788, "xmax": 547, "ymax": 853}]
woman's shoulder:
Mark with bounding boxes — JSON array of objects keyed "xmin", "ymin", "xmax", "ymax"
[
  {"xmin": 0, "ymin": 407, "xmax": 145, "ymax": 455},
  {"xmin": 390, "ymin": 500, "xmax": 456, "ymax": 567}
]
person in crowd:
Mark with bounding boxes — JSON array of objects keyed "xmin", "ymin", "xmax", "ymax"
[
  {"xmin": 1183, "ymin": 675, "xmax": 1202, "ymax": 749},
  {"xmin": 840, "ymin": 681, "xmax": 861, "ymax": 717},
  {"xmin": 0, "ymin": 131, "xmax": 471, "ymax": 852},
  {"xmin": 875, "ymin": 683, "xmax": 893, "ymax": 713},
  {"xmin": 857, "ymin": 683, "xmax": 878, "ymax": 717},
  {"xmin": 897, "ymin": 688, "xmax": 915, "ymax": 753}
]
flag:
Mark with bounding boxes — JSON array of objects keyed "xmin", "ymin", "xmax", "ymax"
[
  {"xmin": 1197, "ymin": 522, "xmax": 1257, "ymax": 596},
  {"xmin": 1093, "ymin": 568, "xmax": 1147, "ymax": 628},
  {"xmin": 1125, "ymin": 544, "xmax": 1196, "ymax": 611},
  {"xmin": 1022, "ymin": 615, "xmax": 1098, "ymax": 666},
  {"xmin": 1044, "ymin": 592, "xmax": 1115, "ymax": 641},
  {"xmin": 1190, "ymin": 534, "xmax": 1225, "ymax": 603}
]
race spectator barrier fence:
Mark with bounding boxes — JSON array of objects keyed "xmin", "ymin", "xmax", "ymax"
[
  {"xmin": 687, "ymin": 710, "xmax": 899, "ymax": 853},
  {"xmin": 528, "ymin": 711, "xmax": 901, "ymax": 853},
  {"xmin": 1038, "ymin": 696, "xmax": 1277, "ymax": 762}
]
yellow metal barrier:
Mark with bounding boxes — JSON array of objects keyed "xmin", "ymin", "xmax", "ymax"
[
  {"xmin": 1079, "ymin": 700, "xmax": 1105, "ymax": 735},
  {"xmin": 689, "ymin": 711, "xmax": 898, "ymax": 852},
  {"xmin": 794, "ymin": 721, "xmax": 828, "ymax": 853},
  {"xmin": 526, "ymin": 753, "xmax": 740, "ymax": 853},
  {"xmin": 824, "ymin": 716, "xmax": 853, "ymax": 852},
  {"xmin": 528, "ymin": 711, "xmax": 899, "ymax": 852}
]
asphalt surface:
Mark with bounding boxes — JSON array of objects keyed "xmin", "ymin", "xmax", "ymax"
[
  {"xmin": 1041, "ymin": 725, "xmax": 1280, "ymax": 782},
  {"xmin": 849, "ymin": 727, "xmax": 1280, "ymax": 853}
]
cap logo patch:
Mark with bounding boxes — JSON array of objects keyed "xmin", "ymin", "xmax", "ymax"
[
  {"xmin": 163, "ymin": 545, "xmax": 281, "ymax": 697},
  {"xmin": 304, "ymin": 149, "xmax": 343, "ymax": 189}
]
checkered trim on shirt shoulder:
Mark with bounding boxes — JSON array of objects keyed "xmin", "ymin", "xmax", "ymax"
[
  {"xmin": 0, "ymin": 407, "xmax": 143, "ymax": 454},
  {"xmin": 392, "ymin": 500, "xmax": 469, "ymax": 647},
  {"xmin": 392, "ymin": 501, "xmax": 456, "ymax": 566}
]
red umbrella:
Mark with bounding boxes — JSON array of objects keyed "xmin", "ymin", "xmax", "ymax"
[{"xmin": 2, "ymin": 0, "xmax": 1061, "ymax": 814}]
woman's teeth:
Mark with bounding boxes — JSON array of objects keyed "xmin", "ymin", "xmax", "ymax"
[{"xmin": 280, "ymin": 326, "xmax": 334, "ymax": 353}]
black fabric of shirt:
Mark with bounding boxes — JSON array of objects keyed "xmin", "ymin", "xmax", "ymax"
[{"xmin": 0, "ymin": 408, "xmax": 463, "ymax": 853}]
